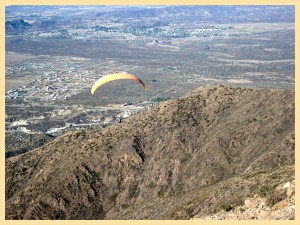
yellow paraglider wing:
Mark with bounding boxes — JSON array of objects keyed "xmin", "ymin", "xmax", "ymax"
[{"xmin": 91, "ymin": 73, "xmax": 147, "ymax": 95}]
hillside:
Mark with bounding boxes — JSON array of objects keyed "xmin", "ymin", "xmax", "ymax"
[{"xmin": 5, "ymin": 85, "xmax": 295, "ymax": 220}]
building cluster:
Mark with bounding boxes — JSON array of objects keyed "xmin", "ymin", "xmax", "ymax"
[{"xmin": 6, "ymin": 62, "xmax": 95, "ymax": 102}]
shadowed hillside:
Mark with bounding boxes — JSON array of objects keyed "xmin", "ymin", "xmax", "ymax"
[{"xmin": 5, "ymin": 85, "xmax": 295, "ymax": 219}]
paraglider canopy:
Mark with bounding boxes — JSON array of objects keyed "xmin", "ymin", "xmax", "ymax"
[{"xmin": 91, "ymin": 73, "xmax": 147, "ymax": 95}]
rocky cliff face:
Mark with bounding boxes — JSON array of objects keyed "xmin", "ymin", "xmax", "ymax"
[{"xmin": 5, "ymin": 85, "xmax": 295, "ymax": 219}]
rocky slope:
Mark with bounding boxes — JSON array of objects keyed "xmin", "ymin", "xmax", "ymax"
[
  {"xmin": 192, "ymin": 180, "xmax": 295, "ymax": 220},
  {"xmin": 5, "ymin": 85, "xmax": 295, "ymax": 219}
]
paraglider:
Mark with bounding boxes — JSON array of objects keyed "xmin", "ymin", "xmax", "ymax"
[{"xmin": 91, "ymin": 73, "xmax": 147, "ymax": 95}]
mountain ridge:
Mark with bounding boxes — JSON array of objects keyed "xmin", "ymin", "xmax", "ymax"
[{"xmin": 5, "ymin": 85, "xmax": 295, "ymax": 219}]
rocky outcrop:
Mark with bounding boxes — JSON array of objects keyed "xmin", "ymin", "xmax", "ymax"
[{"xmin": 192, "ymin": 180, "xmax": 295, "ymax": 220}]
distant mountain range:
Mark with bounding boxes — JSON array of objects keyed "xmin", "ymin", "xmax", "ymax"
[
  {"xmin": 5, "ymin": 19, "xmax": 32, "ymax": 34},
  {"xmin": 96, "ymin": 6, "xmax": 295, "ymax": 23},
  {"xmin": 5, "ymin": 85, "xmax": 295, "ymax": 219},
  {"xmin": 6, "ymin": 6, "xmax": 294, "ymax": 24}
]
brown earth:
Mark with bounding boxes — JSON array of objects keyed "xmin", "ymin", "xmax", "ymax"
[{"xmin": 5, "ymin": 85, "xmax": 295, "ymax": 219}]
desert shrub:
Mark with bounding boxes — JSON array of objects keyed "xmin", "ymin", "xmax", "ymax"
[
  {"xmin": 266, "ymin": 189, "xmax": 287, "ymax": 206},
  {"xmin": 148, "ymin": 181, "xmax": 157, "ymax": 189},
  {"xmin": 220, "ymin": 202, "xmax": 233, "ymax": 212},
  {"xmin": 128, "ymin": 184, "xmax": 139, "ymax": 198},
  {"xmin": 158, "ymin": 185, "xmax": 168, "ymax": 197},
  {"xmin": 256, "ymin": 184, "xmax": 274, "ymax": 197}
]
